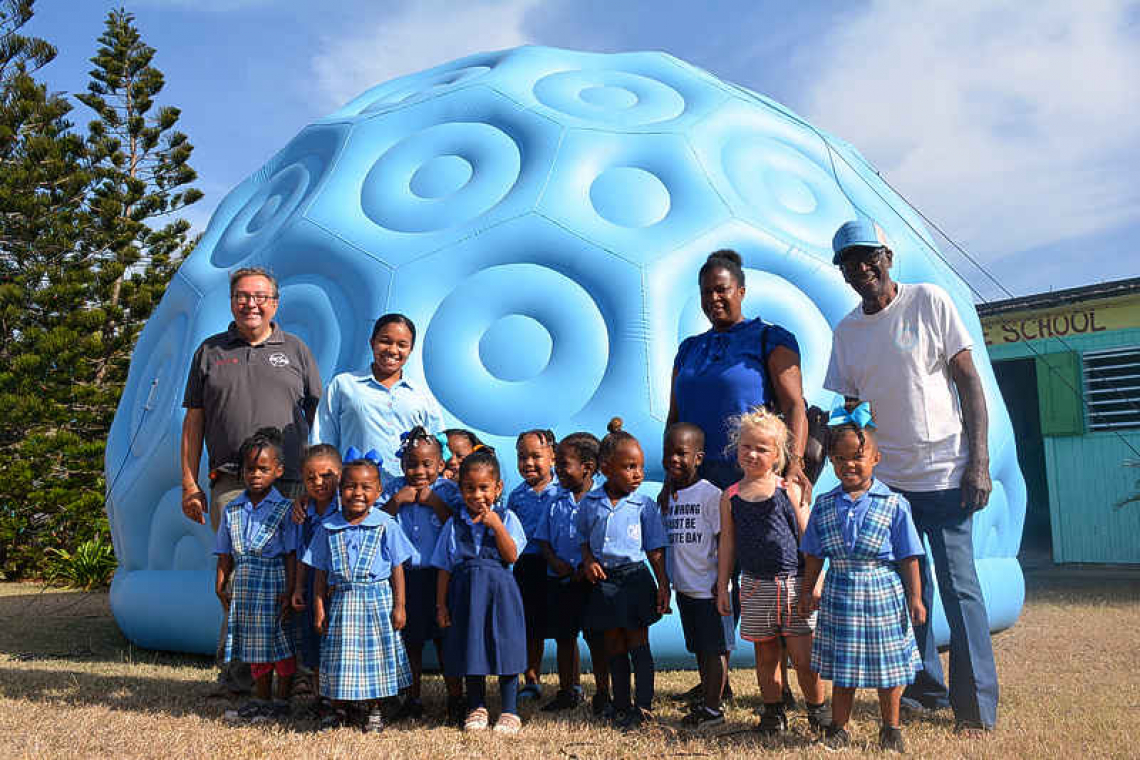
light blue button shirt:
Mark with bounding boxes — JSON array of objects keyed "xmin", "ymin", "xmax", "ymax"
[
  {"xmin": 214, "ymin": 487, "xmax": 297, "ymax": 558},
  {"xmin": 381, "ymin": 475, "xmax": 463, "ymax": 567},
  {"xmin": 506, "ymin": 477, "xmax": 559, "ymax": 556},
  {"xmin": 310, "ymin": 369, "xmax": 444, "ymax": 481},
  {"xmin": 800, "ymin": 480, "xmax": 924, "ymax": 561},
  {"xmin": 429, "ymin": 506, "xmax": 527, "ymax": 572},
  {"xmin": 534, "ymin": 487, "xmax": 586, "ymax": 576},
  {"xmin": 575, "ymin": 487, "xmax": 668, "ymax": 568},
  {"xmin": 302, "ymin": 508, "xmax": 415, "ymax": 581}
]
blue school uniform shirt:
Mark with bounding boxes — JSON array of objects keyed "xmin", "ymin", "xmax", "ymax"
[
  {"xmin": 310, "ymin": 369, "xmax": 445, "ymax": 481},
  {"xmin": 381, "ymin": 475, "xmax": 463, "ymax": 567},
  {"xmin": 214, "ymin": 487, "xmax": 297, "ymax": 557},
  {"xmin": 429, "ymin": 505, "xmax": 527, "ymax": 572},
  {"xmin": 800, "ymin": 480, "xmax": 925, "ymax": 561},
  {"xmin": 302, "ymin": 507, "xmax": 415, "ymax": 581},
  {"xmin": 506, "ymin": 476, "xmax": 559, "ymax": 556},
  {"xmin": 533, "ymin": 486, "xmax": 587, "ymax": 576},
  {"xmin": 575, "ymin": 487, "xmax": 668, "ymax": 568},
  {"xmin": 291, "ymin": 497, "xmax": 340, "ymax": 557},
  {"xmin": 673, "ymin": 318, "xmax": 798, "ymax": 463}
]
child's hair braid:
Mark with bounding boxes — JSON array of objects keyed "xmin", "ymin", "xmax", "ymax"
[
  {"xmin": 516, "ymin": 428, "xmax": 555, "ymax": 449},
  {"xmin": 559, "ymin": 431, "xmax": 601, "ymax": 468},
  {"xmin": 598, "ymin": 417, "xmax": 638, "ymax": 463},
  {"xmin": 826, "ymin": 422, "xmax": 873, "ymax": 457},
  {"xmin": 459, "ymin": 445, "xmax": 501, "ymax": 482},
  {"xmin": 398, "ymin": 425, "xmax": 443, "ymax": 461},
  {"xmin": 239, "ymin": 427, "xmax": 284, "ymax": 468}
]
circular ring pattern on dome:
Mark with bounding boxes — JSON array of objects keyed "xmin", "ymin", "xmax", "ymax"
[
  {"xmin": 422, "ymin": 263, "xmax": 608, "ymax": 434},
  {"xmin": 361, "ymin": 121, "xmax": 521, "ymax": 233},
  {"xmin": 362, "ymin": 65, "xmax": 493, "ymax": 114},
  {"xmin": 589, "ymin": 166, "xmax": 672, "ymax": 228},
  {"xmin": 213, "ymin": 154, "xmax": 325, "ymax": 267},
  {"xmin": 720, "ymin": 135, "xmax": 851, "ymax": 250},
  {"xmin": 274, "ymin": 278, "xmax": 344, "ymax": 379},
  {"xmin": 533, "ymin": 69, "xmax": 685, "ymax": 126}
]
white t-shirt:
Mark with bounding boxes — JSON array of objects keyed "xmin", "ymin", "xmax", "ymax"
[
  {"xmin": 824, "ymin": 282, "xmax": 973, "ymax": 492},
  {"xmin": 663, "ymin": 479, "xmax": 723, "ymax": 598}
]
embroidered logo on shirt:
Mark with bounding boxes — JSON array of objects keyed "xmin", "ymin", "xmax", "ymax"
[
  {"xmin": 268, "ymin": 352, "xmax": 290, "ymax": 367},
  {"xmin": 627, "ymin": 522, "xmax": 641, "ymax": 541}
]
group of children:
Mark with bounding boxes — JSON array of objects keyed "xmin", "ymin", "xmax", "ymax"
[{"xmin": 215, "ymin": 401, "xmax": 927, "ymax": 751}]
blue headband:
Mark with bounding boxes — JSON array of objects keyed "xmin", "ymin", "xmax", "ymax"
[{"xmin": 827, "ymin": 401, "xmax": 876, "ymax": 429}]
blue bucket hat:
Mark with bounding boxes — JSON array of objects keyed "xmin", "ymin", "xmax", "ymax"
[{"xmin": 831, "ymin": 217, "xmax": 889, "ymax": 264}]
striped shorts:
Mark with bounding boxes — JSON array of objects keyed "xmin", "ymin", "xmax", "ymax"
[{"xmin": 739, "ymin": 572, "xmax": 816, "ymax": 642}]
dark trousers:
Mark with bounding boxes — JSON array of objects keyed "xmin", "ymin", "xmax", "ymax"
[{"xmin": 899, "ymin": 488, "xmax": 999, "ymax": 727}]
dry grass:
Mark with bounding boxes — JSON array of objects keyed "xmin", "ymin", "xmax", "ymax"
[{"xmin": 1, "ymin": 566, "xmax": 1137, "ymax": 759}]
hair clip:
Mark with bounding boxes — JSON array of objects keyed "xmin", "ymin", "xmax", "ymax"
[{"xmin": 827, "ymin": 401, "xmax": 876, "ymax": 429}]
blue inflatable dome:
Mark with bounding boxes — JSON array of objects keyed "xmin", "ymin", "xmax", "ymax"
[{"xmin": 105, "ymin": 46, "xmax": 1026, "ymax": 664}]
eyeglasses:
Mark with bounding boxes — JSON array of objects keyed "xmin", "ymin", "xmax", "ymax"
[
  {"xmin": 837, "ymin": 247, "xmax": 886, "ymax": 273},
  {"xmin": 231, "ymin": 292, "xmax": 278, "ymax": 305}
]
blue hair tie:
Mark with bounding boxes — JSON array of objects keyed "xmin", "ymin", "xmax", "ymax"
[
  {"xmin": 435, "ymin": 433, "xmax": 452, "ymax": 462},
  {"xmin": 828, "ymin": 401, "xmax": 876, "ymax": 429},
  {"xmin": 343, "ymin": 446, "xmax": 383, "ymax": 467}
]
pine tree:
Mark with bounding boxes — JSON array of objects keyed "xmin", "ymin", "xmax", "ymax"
[{"xmin": 0, "ymin": 0, "xmax": 96, "ymax": 577}]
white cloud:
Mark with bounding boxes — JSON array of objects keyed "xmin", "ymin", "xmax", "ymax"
[
  {"xmin": 801, "ymin": 1, "xmax": 1140, "ymax": 265},
  {"xmin": 129, "ymin": 0, "xmax": 274, "ymax": 9},
  {"xmin": 309, "ymin": 0, "xmax": 541, "ymax": 111}
]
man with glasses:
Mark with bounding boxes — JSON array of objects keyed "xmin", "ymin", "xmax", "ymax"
[
  {"xmin": 823, "ymin": 218, "xmax": 998, "ymax": 735},
  {"xmin": 180, "ymin": 266, "xmax": 322, "ymax": 696}
]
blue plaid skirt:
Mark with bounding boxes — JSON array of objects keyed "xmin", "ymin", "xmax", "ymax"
[
  {"xmin": 225, "ymin": 554, "xmax": 292, "ymax": 664},
  {"xmin": 443, "ymin": 558, "xmax": 526, "ymax": 677},
  {"xmin": 320, "ymin": 578, "xmax": 412, "ymax": 701},
  {"xmin": 811, "ymin": 560, "xmax": 922, "ymax": 688}
]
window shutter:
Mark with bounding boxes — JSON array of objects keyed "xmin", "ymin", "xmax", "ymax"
[{"xmin": 1035, "ymin": 351, "xmax": 1083, "ymax": 436}]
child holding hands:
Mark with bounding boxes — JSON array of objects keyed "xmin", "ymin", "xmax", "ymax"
[{"xmin": 799, "ymin": 404, "xmax": 925, "ymax": 753}]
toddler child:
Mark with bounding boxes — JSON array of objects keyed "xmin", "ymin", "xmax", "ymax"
[
  {"xmin": 215, "ymin": 427, "xmax": 298, "ymax": 723},
  {"xmin": 661, "ymin": 423, "xmax": 731, "ymax": 731},
  {"xmin": 534, "ymin": 432, "xmax": 611, "ymax": 715},
  {"xmin": 508, "ymin": 428, "xmax": 559, "ymax": 700},
  {"xmin": 799, "ymin": 404, "xmax": 925, "ymax": 753},
  {"xmin": 716, "ymin": 407, "xmax": 828, "ymax": 736},
  {"xmin": 432, "ymin": 447, "xmax": 529, "ymax": 734},
  {"xmin": 578, "ymin": 419, "xmax": 670, "ymax": 730},
  {"xmin": 380, "ymin": 425, "xmax": 466, "ymax": 724},
  {"xmin": 306, "ymin": 457, "xmax": 415, "ymax": 733}
]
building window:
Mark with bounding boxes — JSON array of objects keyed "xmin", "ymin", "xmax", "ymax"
[{"xmin": 1083, "ymin": 346, "xmax": 1140, "ymax": 431}]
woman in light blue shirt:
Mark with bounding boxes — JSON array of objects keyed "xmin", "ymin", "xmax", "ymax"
[{"xmin": 311, "ymin": 314, "xmax": 444, "ymax": 481}]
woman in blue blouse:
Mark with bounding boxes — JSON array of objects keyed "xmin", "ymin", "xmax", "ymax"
[{"xmin": 668, "ymin": 249, "xmax": 811, "ymax": 497}]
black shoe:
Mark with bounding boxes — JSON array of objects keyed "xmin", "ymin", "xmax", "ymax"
[
  {"xmin": 682, "ymin": 705, "xmax": 725, "ymax": 731},
  {"xmin": 591, "ymin": 693, "xmax": 614, "ymax": 719},
  {"xmin": 446, "ymin": 695, "xmax": 466, "ymax": 726},
  {"xmin": 757, "ymin": 704, "xmax": 787, "ymax": 736},
  {"xmin": 674, "ymin": 683, "xmax": 704, "ymax": 704},
  {"xmin": 806, "ymin": 702, "xmax": 832, "ymax": 732},
  {"xmin": 363, "ymin": 704, "xmax": 385, "ymax": 734},
  {"xmin": 880, "ymin": 725, "xmax": 906, "ymax": 753},
  {"xmin": 224, "ymin": 699, "xmax": 269, "ymax": 723},
  {"xmin": 612, "ymin": 706, "xmax": 643, "ymax": 731},
  {"xmin": 822, "ymin": 725, "xmax": 851, "ymax": 751},
  {"xmin": 392, "ymin": 697, "xmax": 424, "ymax": 722},
  {"xmin": 268, "ymin": 699, "xmax": 291, "ymax": 721},
  {"xmin": 540, "ymin": 689, "xmax": 583, "ymax": 712},
  {"xmin": 319, "ymin": 707, "xmax": 347, "ymax": 731}
]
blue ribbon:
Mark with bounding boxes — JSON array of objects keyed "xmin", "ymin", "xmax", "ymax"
[
  {"xmin": 344, "ymin": 446, "xmax": 383, "ymax": 467},
  {"xmin": 827, "ymin": 401, "xmax": 876, "ymax": 429},
  {"xmin": 435, "ymin": 433, "xmax": 452, "ymax": 463}
]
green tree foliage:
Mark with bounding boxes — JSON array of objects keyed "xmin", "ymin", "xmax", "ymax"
[{"xmin": 0, "ymin": 3, "xmax": 201, "ymax": 579}]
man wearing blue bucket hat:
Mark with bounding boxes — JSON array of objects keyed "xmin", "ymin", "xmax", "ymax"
[{"xmin": 822, "ymin": 217, "xmax": 998, "ymax": 734}]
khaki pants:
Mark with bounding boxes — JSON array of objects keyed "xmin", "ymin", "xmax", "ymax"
[{"xmin": 210, "ymin": 473, "xmax": 302, "ymax": 691}]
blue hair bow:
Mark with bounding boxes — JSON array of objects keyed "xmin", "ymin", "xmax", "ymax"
[
  {"xmin": 344, "ymin": 446, "xmax": 383, "ymax": 466},
  {"xmin": 395, "ymin": 429, "xmax": 450, "ymax": 461},
  {"xmin": 435, "ymin": 433, "xmax": 452, "ymax": 462},
  {"xmin": 827, "ymin": 401, "xmax": 876, "ymax": 429}
]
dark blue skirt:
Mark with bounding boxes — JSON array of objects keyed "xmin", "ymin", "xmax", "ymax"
[
  {"xmin": 443, "ymin": 558, "xmax": 526, "ymax": 677},
  {"xmin": 583, "ymin": 561, "xmax": 662, "ymax": 632},
  {"xmin": 401, "ymin": 566, "xmax": 442, "ymax": 645}
]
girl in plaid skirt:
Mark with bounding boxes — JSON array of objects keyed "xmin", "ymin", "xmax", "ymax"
[
  {"xmin": 799, "ymin": 404, "xmax": 926, "ymax": 752},
  {"xmin": 215, "ymin": 428, "xmax": 298, "ymax": 722},
  {"xmin": 306, "ymin": 457, "xmax": 415, "ymax": 733}
]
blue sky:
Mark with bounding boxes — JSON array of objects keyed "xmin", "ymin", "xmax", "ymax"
[{"xmin": 28, "ymin": 0, "xmax": 1140, "ymax": 301}]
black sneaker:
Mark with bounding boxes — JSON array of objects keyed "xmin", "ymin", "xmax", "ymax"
[
  {"xmin": 224, "ymin": 699, "xmax": 269, "ymax": 723},
  {"xmin": 363, "ymin": 704, "xmax": 385, "ymax": 734},
  {"xmin": 268, "ymin": 700, "xmax": 291, "ymax": 721},
  {"xmin": 757, "ymin": 704, "xmax": 787, "ymax": 736},
  {"xmin": 806, "ymin": 702, "xmax": 832, "ymax": 731},
  {"xmin": 392, "ymin": 697, "xmax": 424, "ymax": 722},
  {"xmin": 822, "ymin": 724, "xmax": 851, "ymax": 750},
  {"xmin": 446, "ymin": 694, "xmax": 466, "ymax": 727},
  {"xmin": 591, "ymin": 693, "xmax": 614, "ymax": 719},
  {"xmin": 880, "ymin": 725, "xmax": 906, "ymax": 753},
  {"xmin": 682, "ymin": 705, "xmax": 725, "ymax": 732},
  {"xmin": 612, "ymin": 707, "xmax": 643, "ymax": 731},
  {"xmin": 540, "ymin": 689, "xmax": 583, "ymax": 712}
]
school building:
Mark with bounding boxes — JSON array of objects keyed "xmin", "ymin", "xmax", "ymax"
[{"xmin": 978, "ymin": 277, "xmax": 1140, "ymax": 564}]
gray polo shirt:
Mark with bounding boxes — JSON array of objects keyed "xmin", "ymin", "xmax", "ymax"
[{"xmin": 183, "ymin": 322, "xmax": 321, "ymax": 479}]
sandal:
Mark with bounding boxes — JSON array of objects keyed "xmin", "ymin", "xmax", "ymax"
[
  {"xmin": 464, "ymin": 706, "xmax": 489, "ymax": 731},
  {"xmin": 492, "ymin": 712, "xmax": 522, "ymax": 734}
]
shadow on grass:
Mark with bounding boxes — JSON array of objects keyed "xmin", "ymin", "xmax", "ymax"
[
  {"xmin": 0, "ymin": 587, "xmax": 211, "ymax": 669},
  {"xmin": 1022, "ymin": 562, "xmax": 1140, "ymax": 604}
]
